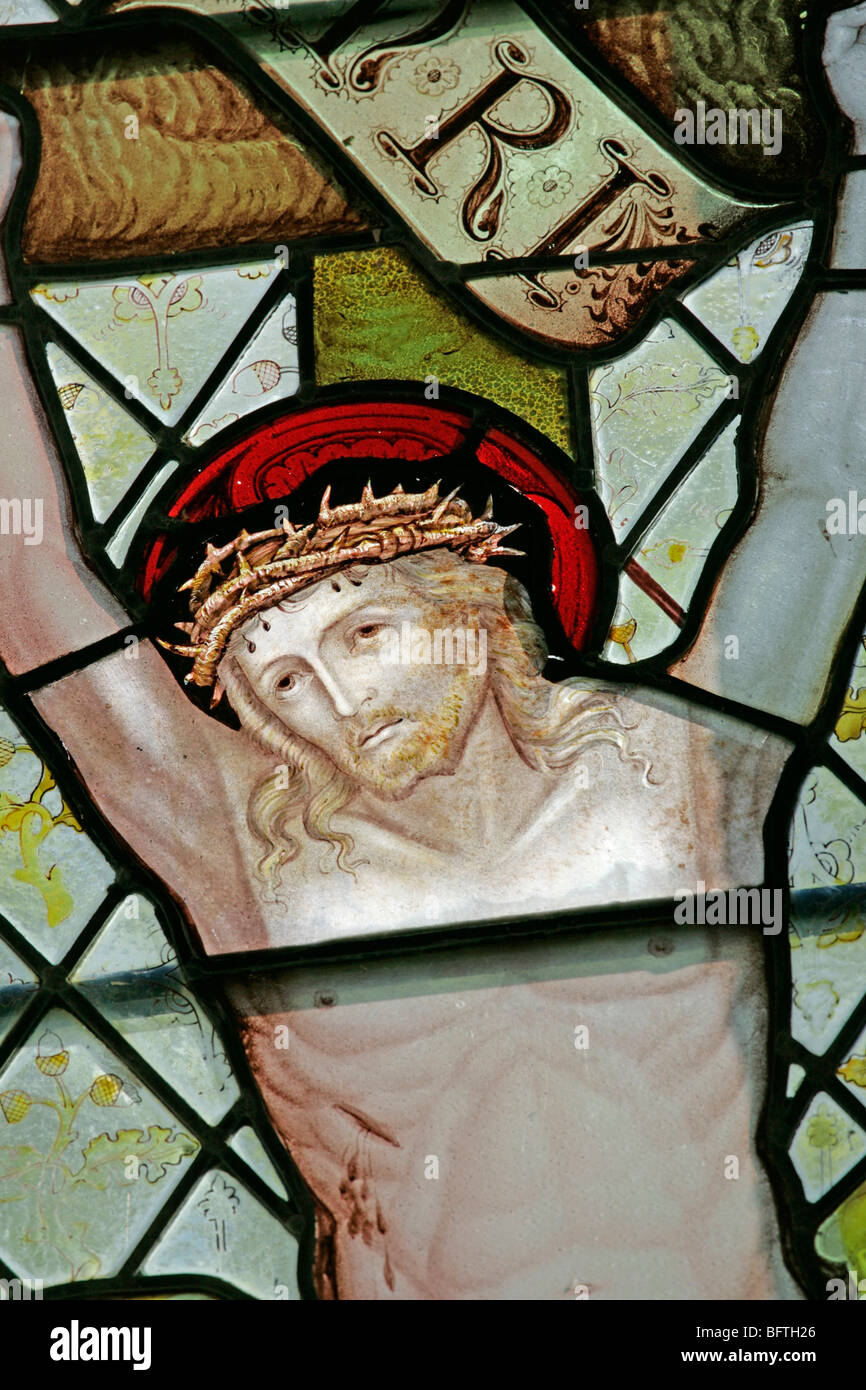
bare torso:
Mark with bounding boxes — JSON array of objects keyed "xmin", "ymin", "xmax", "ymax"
[
  {"xmin": 228, "ymin": 925, "xmax": 799, "ymax": 1300},
  {"xmin": 31, "ymin": 652, "xmax": 797, "ymax": 1296}
]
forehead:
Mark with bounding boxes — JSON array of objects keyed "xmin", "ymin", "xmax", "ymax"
[{"xmin": 226, "ymin": 561, "xmax": 422, "ymax": 669}]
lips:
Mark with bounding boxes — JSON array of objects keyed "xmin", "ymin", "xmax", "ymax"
[{"xmin": 358, "ymin": 717, "xmax": 404, "ymax": 750}]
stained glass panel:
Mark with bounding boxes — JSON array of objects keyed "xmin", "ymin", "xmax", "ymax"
[{"xmin": 1, "ymin": 0, "xmax": 866, "ymax": 1340}]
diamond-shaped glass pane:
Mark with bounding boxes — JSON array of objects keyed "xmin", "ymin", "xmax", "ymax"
[
  {"xmin": 0, "ymin": 708, "xmax": 114, "ymax": 965},
  {"xmin": 0, "ymin": 1009, "xmax": 199, "ymax": 1286},
  {"xmin": 73, "ymin": 897, "xmax": 239, "ymax": 1125},
  {"xmin": 141, "ymin": 1169, "xmax": 299, "ymax": 1299}
]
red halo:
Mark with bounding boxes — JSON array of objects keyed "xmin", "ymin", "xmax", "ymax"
[{"xmin": 138, "ymin": 400, "xmax": 599, "ymax": 649}]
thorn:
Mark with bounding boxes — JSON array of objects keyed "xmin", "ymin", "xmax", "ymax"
[
  {"xmin": 362, "ymin": 479, "xmax": 375, "ymax": 507},
  {"xmin": 174, "ymin": 621, "xmax": 194, "ymax": 633},
  {"xmin": 481, "ymin": 496, "xmax": 493, "ymax": 520},
  {"xmin": 158, "ymin": 639, "xmax": 199, "ymax": 656},
  {"xmin": 237, "ymin": 553, "xmax": 254, "ymax": 580},
  {"xmin": 393, "ymin": 483, "xmax": 405, "ymax": 494},
  {"xmin": 327, "ymin": 525, "xmax": 350, "ymax": 551},
  {"xmin": 210, "ymin": 681, "xmax": 225, "ymax": 709},
  {"xmin": 318, "ymin": 485, "xmax": 332, "ymax": 526},
  {"xmin": 178, "ymin": 578, "xmax": 194, "ymax": 592},
  {"xmin": 280, "ymin": 516, "xmax": 295, "ymax": 535},
  {"xmin": 274, "ymin": 522, "xmax": 312, "ymax": 559},
  {"xmin": 432, "ymin": 484, "xmax": 461, "ymax": 523}
]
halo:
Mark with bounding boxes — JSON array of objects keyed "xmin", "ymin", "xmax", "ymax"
[{"xmin": 137, "ymin": 397, "xmax": 599, "ymax": 649}]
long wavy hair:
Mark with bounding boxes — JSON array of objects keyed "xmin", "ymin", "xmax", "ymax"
[{"xmin": 219, "ymin": 550, "xmax": 653, "ymax": 901}]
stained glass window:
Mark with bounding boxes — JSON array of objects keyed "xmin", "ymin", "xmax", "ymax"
[{"xmin": 1, "ymin": 0, "xmax": 866, "ymax": 1324}]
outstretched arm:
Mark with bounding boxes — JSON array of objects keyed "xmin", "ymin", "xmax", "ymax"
[
  {"xmin": 671, "ymin": 4, "xmax": 866, "ymax": 725},
  {"xmin": 0, "ymin": 111, "xmax": 261, "ymax": 950},
  {"xmin": 0, "ymin": 121, "xmax": 132, "ymax": 669}
]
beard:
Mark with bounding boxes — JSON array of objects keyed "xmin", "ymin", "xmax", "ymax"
[{"xmin": 327, "ymin": 688, "xmax": 474, "ymax": 799}]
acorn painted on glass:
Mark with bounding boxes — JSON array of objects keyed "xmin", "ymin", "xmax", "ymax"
[
  {"xmin": 90, "ymin": 1074, "xmax": 141, "ymax": 1107},
  {"xmin": 35, "ymin": 1029, "xmax": 69, "ymax": 1076},
  {"xmin": 0, "ymin": 1090, "xmax": 31, "ymax": 1123},
  {"xmin": 58, "ymin": 382, "xmax": 87, "ymax": 412},
  {"xmin": 89, "ymin": 1074, "xmax": 123, "ymax": 1107},
  {"xmin": 608, "ymin": 616, "xmax": 637, "ymax": 663},
  {"xmin": 753, "ymin": 231, "xmax": 792, "ymax": 269},
  {"xmin": 231, "ymin": 360, "xmax": 293, "ymax": 398}
]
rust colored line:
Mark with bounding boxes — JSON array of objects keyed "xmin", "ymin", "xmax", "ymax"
[{"xmin": 624, "ymin": 558, "xmax": 687, "ymax": 627}]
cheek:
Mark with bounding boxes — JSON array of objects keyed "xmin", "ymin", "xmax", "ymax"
[
  {"xmin": 260, "ymin": 688, "xmax": 330, "ymax": 747},
  {"xmin": 346, "ymin": 648, "xmax": 435, "ymax": 704},
  {"xmin": 373, "ymin": 657, "xmax": 459, "ymax": 708},
  {"xmin": 355, "ymin": 649, "xmax": 405, "ymax": 691},
  {"xmin": 422, "ymin": 661, "xmax": 487, "ymax": 723}
]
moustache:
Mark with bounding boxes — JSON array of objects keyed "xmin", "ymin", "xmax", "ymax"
[{"xmin": 347, "ymin": 707, "xmax": 420, "ymax": 752}]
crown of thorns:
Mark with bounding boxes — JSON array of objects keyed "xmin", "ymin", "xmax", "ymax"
[{"xmin": 159, "ymin": 480, "xmax": 522, "ymax": 706}]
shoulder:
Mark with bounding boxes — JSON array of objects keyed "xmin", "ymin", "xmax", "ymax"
[
  {"xmin": 554, "ymin": 676, "xmax": 794, "ymax": 883},
  {"xmin": 596, "ymin": 679, "xmax": 793, "ymax": 768},
  {"xmin": 621, "ymin": 681, "xmax": 793, "ymax": 877}
]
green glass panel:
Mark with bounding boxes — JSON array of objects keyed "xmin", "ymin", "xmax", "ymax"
[
  {"xmin": 0, "ymin": 708, "xmax": 114, "ymax": 965},
  {"xmin": 44, "ymin": 342, "xmax": 155, "ymax": 522},
  {"xmin": 0, "ymin": 1009, "xmax": 199, "ymax": 1286},
  {"xmin": 789, "ymin": 1092, "xmax": 866, "ymax": 1204}
]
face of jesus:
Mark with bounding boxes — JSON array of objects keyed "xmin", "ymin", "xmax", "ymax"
[{"xmin": 227, "ymin": 563, "xmax": 492, "ymax": 799}]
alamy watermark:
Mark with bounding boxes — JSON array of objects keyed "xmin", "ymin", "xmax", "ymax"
[
  {"xmin": 49, "ymin": 1321, "xmax": 151, "ymax": 1370},
  {"xmin": 674, "ymin": 882, "xmax": 783, "ymax": 935},
  {"xmin": 826, "ymin": 1270, "xmax": 866, "ymax": 1300},
  {"xmin": 0, "ymin": 1276, "xmax": 43, "ymax": 1299},
  {"xmin": 674, "ymin": 102, "xmax": 783, "ymax": 158},
  {"xmin": 826, "ymin": 491, "xmax": 866, "ymax": 534},
  {"xmin": 379, "ymin": 623, "xmax": 487, "ymax": 676},
  {"xmin": 0, "ymin": 498, "xmax": 42, "ymax": 545}
]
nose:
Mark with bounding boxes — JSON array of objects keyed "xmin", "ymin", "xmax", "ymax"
[{"xmin": 309, "ymin": 654, "xmax": 375, "ymax": 719}]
